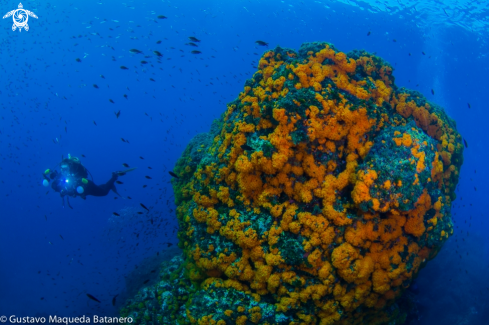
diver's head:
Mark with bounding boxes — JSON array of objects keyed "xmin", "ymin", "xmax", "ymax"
[{"xmin": 60, "ymin": 163, "xmax": 70, "ymax": 176}]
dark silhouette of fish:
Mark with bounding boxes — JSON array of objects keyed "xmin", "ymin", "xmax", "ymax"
[
  {"xmin": 463, "ymin": 138, "xmax": 468, "ymax": 148},
  {"xmin": 112, "ymin": 294, "xmax": 119, "ymax": 306},
  {"xmin": 140, "ymin": 203, "xmax": 150, "ymax": 212},
  {"xmin": 169, "ymin": 171, "xmax": 179, "ymax": 178},
  {"xmin": 191, "ymin": 50, "xmax": 202, "ymax": 54},
  {"xmin": 241, "ymin": 144, "xmax": 253, "ymax": 151},
  {"xmin": 157, "ymin": 15, "xmax": 167, "ymax": 19},
  {"xmin": 113, "ymin": 212, "xmax": 120, "ymax": 216},
  {"xmin": 120, "ymin": 66, "xmax": 128, "ymax": 70},
  {"xmin": 93, "ymin": 84, "xmax": 99, "ymax": 89},
  {"xmin": 86, "ymin": 294, "xmax": 101, "ymax": 303},
  {"xmin": 188, "ymin": 36, "xmax": 200, "ymax": 42},
  {"xmin": 255, "ymin": 40, "xmax": 268, "ymax": 46},
  {"xmin": 129, "ymin": 49, "xmax": 142, "ymax": 54},
  {"xmin": 153, "ymin": 50, "xmax": 163, "ymax": 57}
]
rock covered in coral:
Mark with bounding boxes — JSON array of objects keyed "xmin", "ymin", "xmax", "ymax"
[{"xmin": 124, "ymin": 42, "xmax": 464, "ymax": 325}]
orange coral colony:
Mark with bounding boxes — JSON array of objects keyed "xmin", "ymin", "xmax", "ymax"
[{"xmin": 170, "ymin": 42, "xmax": 464, "ymax": 324}]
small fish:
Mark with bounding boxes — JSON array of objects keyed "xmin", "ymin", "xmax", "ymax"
[
  {"xmin": 112, "ymin": 294, "xmax": 119, "ymax": 306},
  {"xmin": 169, "ymin": 171, "xmax": 179, "ymax": 179},
  {"xmin": 81, "ymin": 154, "xmax": 86, "ymax": 157},
  {"xmin": 86, "ymin": 294, "xmax": 101, "ymax": 303},
  {"xmin": 121, "ymin": 138, "xmax": 126, "ymax": 143},
  {"xmin": 467, "ymin": 103, "xmax": 471, "ymax": 108},
  {"xmin": 115, "ymin": 110, "xmax": 120, "ymax": 118},
  {"xmin": 255, "ymin": 40, "xmax": 268, "ymax": 46},
  {"xmin": 100, "ymin": 74, "xmax": 105, "ymax": 79},
  {"xmin": 148, "ymin": 166, "xmax": 152, "ymax": 169},
  {"xmin": 188, "ymin": 36, "xmax": 200, "ymax": 42},
  {"xmin": 149, "ymin": 78, "xmax": 155, "ymax": 82},
  {"xmin": 137, "ymin": 212, "xmax": 144, "ymax": 215},
  {"xmin": 124, "ymin": 94, "xmax": 128, "ymax": 99},
  {"xmin": 141, "ymin": 60, "xmax": 148, "ymax": 64},
  {"xmin": 422, "ymin": 51, "xmax": 426, "ymax": 55},
  {"xmin": 116, "ymin": 181, "xmax": 123, "ymax": 184},
  {"xmin": 241, "ymin": 144, "xmax": 253, "ymax": 151},
  {"xmin": 153, "ymin": 50, "xmax": 163, "ymax": 57},
  {"xmin": 59, "ymin": 235, "xmax": 64, "ymax": 240},
  {"xmin": 143, "ymin": 279, "xmax": 150, "ymax": 284},
  {"xmin": 127, "ymin": 196, "xmax": 132, "ymax": 199},
  {"xmin": 156, "ymin": 40, "xmax": 162, "ymax": 44},
  {"xmin": 113, "ymin": 212, "xmax": 120, "ymax": 216},
  {"xmin": 145, "ymin": 176, "xmax": 152, "ymax": 179},
  {"xmin": 93, "ymin": 120, "xmax": 97, "ymax": 126},
  {"xmin": 139, "ymin": 156, "xmax": 144, "ymax": 159},
  {"xmin": 140, "ymin": 203, "xmax": 150, "ymax": 212},
  {"xmin": 129, "ymin": 49, "xmax": 142, "ymax": 54},
  {"xmin": 431, "ymin": 89, "xmax": 434, "ymax": 95},
  {"xmin": 463, "ymin": 138, "xmax": 468, "ymax": 148},
  {"xmin": 122, "ymin": 163, "xmax": 130, "ymax": 167},
  {"xmin": 120, "ymin": 66, "xmax": 129, "ymax": 70},
  {"xmin": 186, "ymin": 42, "xmax": 198, "ymax": 47},
  {"xmin": 167, "ymin": 243, "xmax": 173, "ymax": 247},
  {"xmin": 109, "ymin": 99, "xmax": 115, "ymax": 104},
  {"xmin": 191, "ymin": 50, "xmax": 202, "ymax": 54},
  {"xmin": 367, "ymin": 31, "xmax": 371, "ymax": 36},
  {"xmin": 142, "ymin": 185, "xmax": 147, "ymax": 188},
  {"xmin": 76, "ymin": 58, "xmax": 81, "ymax": 62},
  {"xmin": 93, "ymin": 84, "xmax": 99, "ymax": 89},
  {"xmin": 157, "ymin": 15, "xmax": 167, "ymax": 19}
]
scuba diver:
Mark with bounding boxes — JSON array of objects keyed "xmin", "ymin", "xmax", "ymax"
[{"xmin": 42, "ymin": 154, "xmax": 135, "ymax": 209}]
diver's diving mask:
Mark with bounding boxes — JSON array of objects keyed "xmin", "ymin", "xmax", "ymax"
[{"xmin": 60, "ymin": 164, "xmax": 70, "ymax": 176}]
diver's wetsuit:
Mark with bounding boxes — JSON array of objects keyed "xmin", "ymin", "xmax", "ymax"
[
  {"xmin": 49, "ymin": 158, "xmax": 123, "ymax": 208},
  {"xmin": 82, "ymin": 173, "xmax": 119, "ymax": 197}
]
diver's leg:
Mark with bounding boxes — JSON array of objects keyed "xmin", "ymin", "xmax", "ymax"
[
  {"xmin": 83, "ymin": 173, "xmax": 119, "ymax": 197},
  {"xmin": 66, "ymin": 196, "xmax": 73, "ymax": 209}
]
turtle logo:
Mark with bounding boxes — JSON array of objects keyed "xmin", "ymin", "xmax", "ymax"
[{"xmin": 3, "ymin": 3, "xmax": 38, "ymax": 32}]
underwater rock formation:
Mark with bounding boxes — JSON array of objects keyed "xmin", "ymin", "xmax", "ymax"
[{"xmin": 121, "ymin": 42, "xmax": 463, "ymax": 324}]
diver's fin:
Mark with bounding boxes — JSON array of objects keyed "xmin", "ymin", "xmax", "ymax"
[
  {"xmin": 111, "ymin": 184, "xmax": 123, "ymax": 198},
  {"xmin": 116, "ymin": 167, "xmax": 137, "ymax": 176}
]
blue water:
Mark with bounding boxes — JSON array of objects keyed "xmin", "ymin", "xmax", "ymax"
[{"xmin": 0, "ymin": 0, "xmax": 487, "ymax": 323}]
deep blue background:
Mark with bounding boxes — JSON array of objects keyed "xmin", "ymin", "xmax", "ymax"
[{"xmin": 0, "ymin": 0, "xmax": 488, "ymax": 323}]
